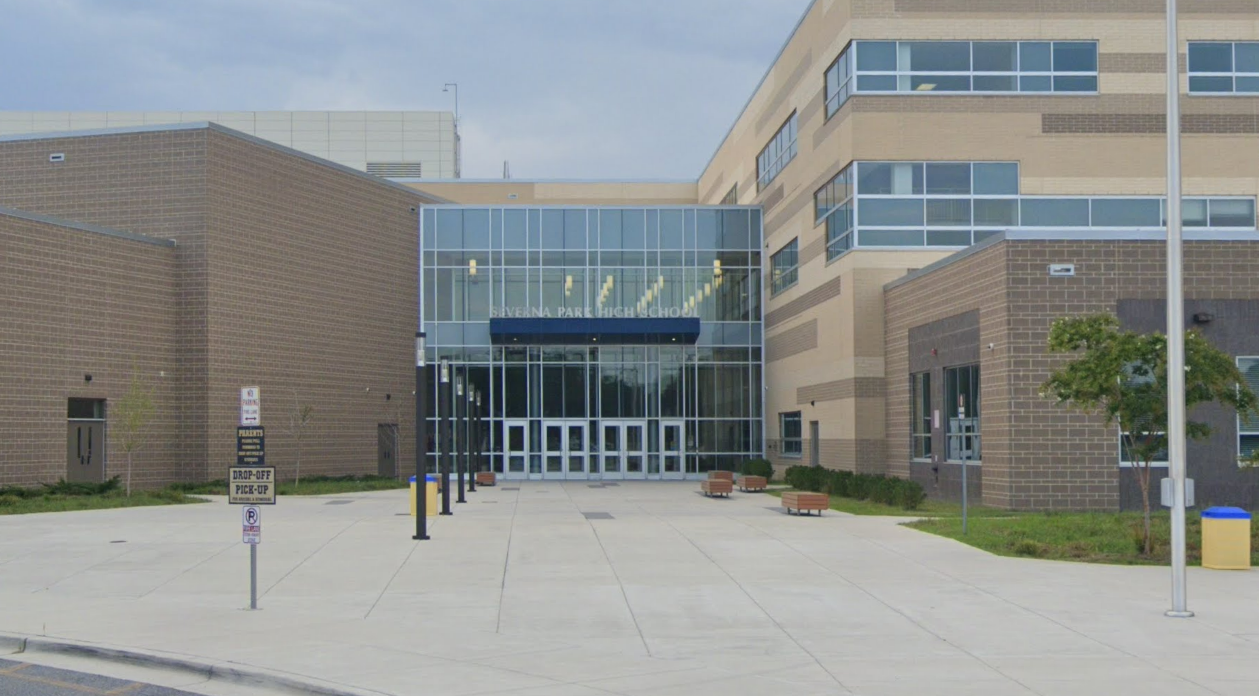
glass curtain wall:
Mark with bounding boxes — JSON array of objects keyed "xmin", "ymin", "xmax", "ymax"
[{"xmin": 420, "ymin": 206, "xmax": 764, "ymax": 476}]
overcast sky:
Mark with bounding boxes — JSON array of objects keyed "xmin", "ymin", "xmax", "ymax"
[{"xmin": 2, "ymin": 0, "xmax": 810, "ymax": 179}]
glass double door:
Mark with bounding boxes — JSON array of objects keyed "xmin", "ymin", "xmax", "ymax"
[
  {"xmin": 542, "ymin": 421, "xmax": 587, "ymax": 480},
  {"xmin": 502, "ymin": 419, "xmax": 686, "ymax": 481}
]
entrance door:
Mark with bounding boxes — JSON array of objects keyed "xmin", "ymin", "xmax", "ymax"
[
  {"xmin": 601, "ymin": 422, "xmax": 624, "ymax": 480},
  {"xmin": 504, "ymin": 420, "xmax": 528, "ymax": 480},
  {"xmin": 565, "ymin": 422, "xmax": 587, "ymax": 480},
  {"xmin": 67, "ymin": 398, "xmax": 106, "ymax": 483},
  {"xmin": 378, "ymin": 424, "xmax": 398, "ymax": 478},
  {"xmin": 660, "ymin": 420, "xmax": 685, "ymax": 480},
  {"xmin": 622, "ymin": 421, "xmax": 646, "ymax": 480},
  {"xmin": 543, "ymin": 421, "xmax": 566, "ymax": 480},
  {"xmin": 67, "ymin": 420, "xmax": 106, "ymax": 483}
]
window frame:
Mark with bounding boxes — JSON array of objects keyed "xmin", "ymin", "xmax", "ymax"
[
  {"xmin": 757, "ymin": 112, "xmax": 799, "ymax": 191},
  {"xmin": 769, "ymin": 238, "xmax": 800, "ymax": 295},
  {"xmin": 944, "ymin": 363, "xmax": 981, "ymax": 464},
  {"xmin": 911, "ymin": 372, "xmax": 932, "ymax": 461},
  {"xmin": 780, "ymin": 411, "xmax": 803, "ymax": 458},
  {"xmin": 1238, "ymin": 357, "xmax": 1259, "ymax": 465},
  {"xmin": 824, "ymin": 43, "xmax": 856, "ymax": 119},
  {"xmin": 1188, "ymin": 41, "xmax": 1259, "ymax": 96},
  {"xmin": 851, "ymin": 40, "xmax": 1099, "ymax": 96}
]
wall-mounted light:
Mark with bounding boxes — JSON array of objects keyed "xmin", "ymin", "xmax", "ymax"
[
  {"xmin": 84, "ymin": 374, "xmax": 92, "ymax": 383},
  {"xmin": 1193, "ymin": 312, "xmax": 1215, "ymax": 324},
  {"xmin": 386, "ymin": 393, "xmax": 392, "ymax": 401}
]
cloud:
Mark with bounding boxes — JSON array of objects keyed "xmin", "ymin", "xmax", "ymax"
[{"xmin": 0, "ymin": 0, "xmax": 812, "ymax": 178}]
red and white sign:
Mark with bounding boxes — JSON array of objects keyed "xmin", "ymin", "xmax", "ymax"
[
  {"xmin": 240, "ymin": 387, "xmax": 261, "ymax": 426},
  {"xmin": 242, "ymin": 505, "xmax": 261, "ymax": 544}
]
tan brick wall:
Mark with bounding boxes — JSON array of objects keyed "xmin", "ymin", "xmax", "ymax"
[{"xmin": 0, "ymin": 213, "xmax": 180, "ymax": 488}]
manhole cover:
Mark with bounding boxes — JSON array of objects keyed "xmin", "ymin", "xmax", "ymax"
[
  {"xmin": 325, "ymin": 500, "xmax": 353, "ymax": 505},
  {"xmin": 583, "ymin": 512, "xmax": 614, "ymax": 520}
]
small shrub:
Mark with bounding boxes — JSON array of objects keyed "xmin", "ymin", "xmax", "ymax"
[
  {"xmin": 738, "ymin": 459, "xmax": 774, "ymax": 482},
  {"xmin": 896, "ymin": 480, "xmax": 927, "ymax": 510},
  {"xmin": 41, "ymin": 477, "xmax": 121, "ymax": 496},
  {"xmin": 0, "ymin": 495, "xmax": 20, "ymax": 507},
  {"xmin": 1013, "ymin": 539, "xmax": 1046, "ymax": 557}
]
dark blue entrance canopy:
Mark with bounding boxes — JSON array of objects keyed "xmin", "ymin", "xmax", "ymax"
[{"xmin": 489, "ymin": 318, "xmax": 701, "ymax": 345}]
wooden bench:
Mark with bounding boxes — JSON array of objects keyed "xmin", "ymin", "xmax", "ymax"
[
  {"xmin": 475, "ymin": 471, "xmax": 496, "ymax": 486},
  {"xmin": 700, "ymin": 479, "xmax": 733, "ymax": 498},
  {"xmin": 782, "ymin": 490, "xmax": 829, "ymax": 516},
  {"xmin": 738, "ymin": 475, "xmax": 767, "ymax": 492}
]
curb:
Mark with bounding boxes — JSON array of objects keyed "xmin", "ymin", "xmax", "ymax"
[{"xmin": 0, "ymin": 633, "xmax": 387, "ymax": 696}]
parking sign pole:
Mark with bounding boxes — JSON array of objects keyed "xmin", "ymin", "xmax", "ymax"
[{"xmin": 250, "ymin": 543, "xmax": 258, "ymax": 610}]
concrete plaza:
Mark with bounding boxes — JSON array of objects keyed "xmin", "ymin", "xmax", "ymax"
[{"xmin": 1, "ymin": 482, "xmax": 1257, "ymax": 695}]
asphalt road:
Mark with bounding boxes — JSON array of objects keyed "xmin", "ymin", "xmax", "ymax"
[{"xmin": 0, "ymin": 658, "xmax": 200, "ymax": 696}]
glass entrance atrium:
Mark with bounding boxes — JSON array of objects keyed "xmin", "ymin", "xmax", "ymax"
[{"xmin": 420, "ymin": 206, "xmax": 764, "ymax": 480}]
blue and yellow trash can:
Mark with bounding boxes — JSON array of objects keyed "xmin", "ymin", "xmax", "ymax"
[
  {"xmin": 409, "ymin": 475, "xmax": 438, "ymax": 517},
  {"xmin": 1201, "ymin": 507, "xmax": 1252, "ymax": 570}
]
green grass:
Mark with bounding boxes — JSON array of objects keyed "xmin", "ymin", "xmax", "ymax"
[
  {"xmin": 169, "ymin": 475, "xmax": 410, "ymax": 497},
  {"xmin": 908, "ymin": 511, "xmax": 1259, "ymax": 566},
  {"xmin": 0, "ymin": 489, "xmax": 206, "ymax": 515},
  {"xmin": 767, "ymin": 488, "xmax": 1017, "ymax": 518}
]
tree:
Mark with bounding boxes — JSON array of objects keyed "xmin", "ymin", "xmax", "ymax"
[
  {"xmin": 115, "ymin": 370, "xmax": 156, "ymax": 496},
  {"xmin": 284, "ymin": 393, "xmax": 315, "ymax": 487},
  {"xmin": 1040, "ymin": 314, "xmax": 1256, "ymax": 555}
]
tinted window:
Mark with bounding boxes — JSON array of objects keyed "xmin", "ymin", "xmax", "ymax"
[
  {"xmin": 912, "ymin": 75, "xmax": 970, "ymax": 91},
  {"xmin": 857, "ymin": 41, "xmax": 897, "ymax": 71},
  {"xmin": 974, "ymin": 75, "xmax": 1017, "ymax": 92},
  {"xmin": 1020, "ymin": 199, "xmax": 1090, "ymax": 227},
  {"xmin": 973, "ymin": 42, "xmax": 1017, "ymax": 72},
  {"xmin": 1209, "ymin": 199, "xmax": 1256, "ymax": 227},
  {"xmin": 904, "ymin": 42, "xmax": 970, "ymax": 71},
  {"xmin": 858, "ymin": 229, "xmax": 925, "ymax": 246},
  {"xmin": 1189, "ymin": 43, "xmax": 1234, "ymax": 72},
  {"xmin": 925, "ymin": 199, "xmax": 972, "ymax": 226},
  {"xmin": 1053, "ymin": 76, "xmax": 1098, "ymax": 92},
  {"xmin": 858, "ymin": 162, "xmax": 923, "ymax": 195},
  {"xmin": 857, "ymin": 75, "xmax": 897, "ymax": 91},
  {"xmin": 973, "ymin": 199, "xmax": 1019, "ymax": 226},
  {"xmin": 860, "ymin": 199, "xmax": 925, "ymax": 226},
  {"xmin": 925, "ymin": 163, "xmax": 971, "ymax": 194},
  {"xmin": 1190, "ymin": 76, "xmax": 1233, "ymax": 93},
  {"xmin": 973, "ymin": 163, "xmax": 1019, "ymax": 195},
  {"xmin": 1020, "ymin": 75, "xmax": 1052, "ymax": 92},
  {"xmin": 1053, "ymin": 42, "xmax": 1097, "ymax": 72},
  {"xmin": 1236, "ymin": 43, "xmax": 1259, "ymax": 72},
  {"xmin": 1019, "ymin": 42, "xmax": 1052, "ymax": 71},
  {"xmin": 1090, "ymin": 199, "xmax": 1161, "ymax": 227}
]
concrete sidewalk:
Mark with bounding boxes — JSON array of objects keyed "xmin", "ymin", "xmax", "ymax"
[{"xmin": 1, "ymin": 482, "xmax": 1257, "ymax": 695}]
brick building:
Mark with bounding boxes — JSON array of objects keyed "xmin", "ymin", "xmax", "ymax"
[
  {"xmin": 884, "ymin": 232, "xmax": 1259, "ymax": 511},
  {"xmin": 0, "ymin": 123, "xmax": 438, "ymax": 488}
]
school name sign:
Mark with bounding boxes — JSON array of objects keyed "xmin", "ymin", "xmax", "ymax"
[{"xmin": 489, "ymin": 306, "xmax": 695, "ymax": 319}]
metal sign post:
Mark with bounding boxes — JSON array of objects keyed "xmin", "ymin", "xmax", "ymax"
[
  {"xmin": 456, "ymin": 370, "xmax": 467, "ymax": 504},
  {"xmin": 468, "ymin": 385, "xmax": 478, "ymax": 493},
  {"xmin": 414, "ymin": 332, "xmax": 430, "ymax": 540},
  {"xmin": 959, "ymin": 394, "xmax": 969, "ymax": 536},
  {"xmin": 242, "ymin": 506, "xmax": 261, "ymax": 609},
  {"xmin": 439, "ymin": 359, "xmax": 452, "ymax": 516}
]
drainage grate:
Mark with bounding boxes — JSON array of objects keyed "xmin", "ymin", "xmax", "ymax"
[
  {"xmin": 501, "ymin": 487, "xmax": 520, "ymax": 491},
  {"xmin": 325, "ymin": 500, "xmax": 353, "ymax": 506},
  {"xmin": 583, "ymin": 512, "xmax": 614, "ymax": 520}
]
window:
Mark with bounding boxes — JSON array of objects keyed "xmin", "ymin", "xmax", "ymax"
[
  {"xmin": 852, "ymin": 40, "xmax": 1098, "ymax": 95},
  {"xmin": 780, "ymin": 412, "xmax": 802, "ymax": 457},
  {"xmin": 1239, "ymin": 358, "xmax": 1259, "ymax": 463},
  {"xmin": 944, "ymin": 364, "xmax": 980, "ymax": 462},
  {"xmin": 1117, "ymin": 362, "xmax": 1167, "ymax": 467},
  {"xmin": 911, "ymin": 372, "xmax": 932, "ymax": 460},
  {"xmin": 825, "ymin": 44, "xmax": 855, "ymax": 117},
  {"xmin": 770, "ymin": 239, "xmax": 799, "ymax": 294},
  {"xmin": 1188, "ymin": 42, "xmax": 1259, "ymax": 94},
  {"xmin": 757, "ymin": 113, "xmax": 798, "ymax": 191},
  {"xmin": 815, "ymin": 164, "xmax": 855, "ymax": 260},
  {"xmin": 720, "ymin": 184, "xmax": 738, "ymax": 205}
]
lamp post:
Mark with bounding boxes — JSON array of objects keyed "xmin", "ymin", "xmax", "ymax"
[
  {"xmin": 468, "ymin": 385, "xmax": 478, "ymax": 493},
  {"xmin": 456, "ymin": 370, "xmax": 467, "ymax": 504},
  {"xmin": 413, "ymin": 332, "xmax": 429, "ymax": 540},
  {"xmin": 1164, "ymin": 0, "xmax": 1192, "ymax": 619},
  {"xmin": 443, "ymin": 82, "xmax": 460, "ymax": 179},
  {"xmin": 439, "ymin": 358, "xmax": 452, "ymax": 516}
]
